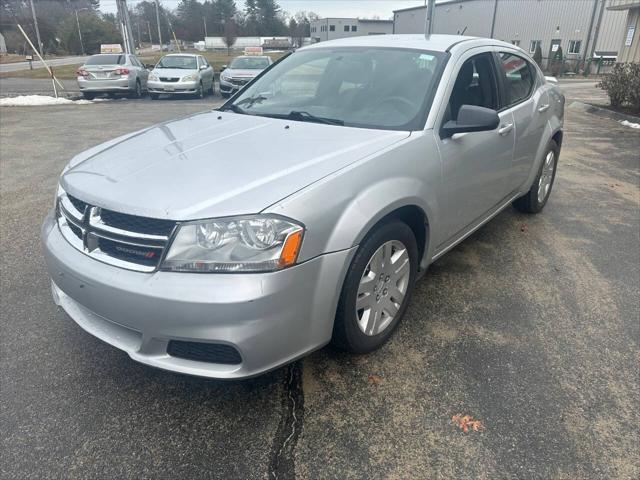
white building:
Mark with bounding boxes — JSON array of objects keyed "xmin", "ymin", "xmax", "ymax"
[
  {"xmin": 310, "ymin": 18, "xmax": 393, "ymax": 43},
  {"xmin": 393, "ymin": 0, "xmax": 628, "ymax": 65}
]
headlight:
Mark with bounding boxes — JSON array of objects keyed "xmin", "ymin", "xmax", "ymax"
[
  {"xmin": 181, "ymin": 73, "xmax": 198, "ymax": 82},
  {"xmin": 149, "ymin": 73, "xmax": 159, "ymax": 81},
  {"xmin": 162, "ymin": 215, "xmax": 304, "ymax": 273},
  {"xmin": 221, "ymin": 72, "xmax": 231, "ymax": 81}
]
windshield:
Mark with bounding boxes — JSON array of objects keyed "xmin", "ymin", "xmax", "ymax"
[
  {"xmin": 86, "ymin": 54, "xmax": 125, "ymax": 65},
  {"xmin": 229, "ymin": 56, "xmax": 270, "ymax": 69},
  {"xmin": 224, "ymin": 48, "xmax": 445, "ymax": 131},
  {"xmin": 156, "ymin": 56, "xmax": 197, "ymax": 69}
]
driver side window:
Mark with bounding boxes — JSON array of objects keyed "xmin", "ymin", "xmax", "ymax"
[{"xmin": 447, "ymin": 53, "xmax": 499, "ymax": 121}]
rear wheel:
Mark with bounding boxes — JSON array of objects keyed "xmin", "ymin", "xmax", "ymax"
[
  {"xmin": 195, "ymin": 81, "xmax": 204, "ymax": 99},
  {"xmin": 332, "ymin": 220, "xmax": 418, "ymax": 353},
  {"xmin": 131, "ymin": 80, "xmax": 142, "ymax": 98},
  {"xmin": 82, "ymin": 92, "xmax": 95, "ymax": 100},
  {"xmin": 513, "ymin": 140, "xmax": 559, "ymax": 213}
]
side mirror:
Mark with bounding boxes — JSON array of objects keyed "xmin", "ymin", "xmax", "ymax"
[
  {"xmin": 221, "ymin": 65, "xmax": 227, "ymax": 71},
  {"xmin": 441, "ymin": 105, "xmax": 500, "ymax": 138},
  {"xmin": 200, "ymin": 65, "xmax": 207, "ymax": 70},
  {"xmin": 145, "ymin": 64, "xmax": 154, "ymax": 70}
]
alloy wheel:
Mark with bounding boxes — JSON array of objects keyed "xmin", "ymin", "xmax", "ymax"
[
  {"xmin": 355, "ymin": 240, "xmax": 411, "ymax": 336},
  {"xmin": 537, "ymin": 150, "xmax": 556, "ymax": 203}
]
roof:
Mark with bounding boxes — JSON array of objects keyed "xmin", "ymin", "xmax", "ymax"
[
  {"xmin": 393, "ymin": 0, "xmax": 467, "ymax": 13},
  {"xmin": 302, "ymin": 34, "xmax": 481, "ymax": 52},
  {"xmin": 163, "ymin": 53, "xmax": 199, "ymax": 57}
]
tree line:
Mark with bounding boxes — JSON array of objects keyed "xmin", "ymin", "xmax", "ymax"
[{"xmin": 0, "ymin": 0, "xmax": 319, "ymax": 56}]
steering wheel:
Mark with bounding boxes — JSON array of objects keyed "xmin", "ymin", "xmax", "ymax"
[{"xmin": 373, "ymin": 96, "xmax": 415, "ymax": 115}]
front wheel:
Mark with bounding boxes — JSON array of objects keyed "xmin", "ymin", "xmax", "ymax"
[
  {"xmin": 332, "ymin": 220, "xmax": 418, "ymax": 353},
  {"xmin": 195, "ymin": 82, "xmax": 204, "ymax": 99},
  {"xmin": 513, "ymin": 140, "xmax": 559, "ymax": 213},
  {"xmin": 82, "ymin": 92, "xmax": 95, "ymax": 100}
]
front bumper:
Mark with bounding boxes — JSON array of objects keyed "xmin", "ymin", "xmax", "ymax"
[
  {"xmin": 219, "ymin": 78, "xmax": 249, "ymax": 94},
  {"xmin": 77, "ymin": 76, "xmax": 132, "ymax": 92},
  {"xmin": 42, "ymin": 212, "xmax": 354, "ymax": 379},
  {"xmin": 148, "ymin": 80, "xmax": 198, "ymax": 94}
]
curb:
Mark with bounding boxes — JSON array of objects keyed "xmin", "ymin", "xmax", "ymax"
[{"xmin": 569, "ymin": 101, "xmax": 640, "ymax": 124}]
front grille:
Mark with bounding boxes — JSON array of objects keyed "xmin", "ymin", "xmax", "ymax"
[
  {"xmin": 68, "ymin": 194, "xmax": 88, "ymax": 214},
  {"xmin": 167, "ymin": 341, "xmax": 242, "ymax": 365},
  {"xmin": 97, "ymin": 237, "xmax": 163, "ymax": 267},
  {"xmin": 159, "ymin": 77, "xmax": 179, "ymax": 82},
  {"xmin": 56, "ymin": 192, "xmax": 176, "ymax": 272},
  {"xmin": 100, "ymin": 209, "xmax": 175, "ymax": 236},
  {"xmin": 231, "ymin": 78, "xmax": 250, "ymax": 86}
]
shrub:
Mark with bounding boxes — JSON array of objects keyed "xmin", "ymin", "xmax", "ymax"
[
  {"xmin": 597, "ymin": 62, "xmax": 629, "ymax": 108},
  {"xmin": 627, "ymin": 63, "xmax": 640, "ymax": 113}
]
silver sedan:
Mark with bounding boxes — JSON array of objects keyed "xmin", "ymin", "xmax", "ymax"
[
  {"xmin": 148, "ymin": 54, "xmax": 215, "ymax": 99},
  {"xmin": 77, "ymin": 53, "xmax": 149, "ymax": 99},
  {"xmin": 43, "ymin": 35, "xmax": 564, "ymax": 379}
]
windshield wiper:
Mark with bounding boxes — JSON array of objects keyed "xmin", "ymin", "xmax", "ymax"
[{"xmin": 286, "ymin": 111, "xmax": 344, "ymax": 126}]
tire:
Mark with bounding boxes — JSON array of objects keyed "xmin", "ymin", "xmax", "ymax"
[
  {"xmin": 221, "ymin": 92, "xmax": 230, "ymax": 99},
  {"xmin": 149, "ymin": 93, "xmax": 159, "ymax": 100},
  {"xmin": 513, "ymin": 140, "xmax": 559, "ymax": 213},
  {"xmin": 332, "ymin": 220, "xmax": 418, "ymax": 353},
  {"xmin": 82, "ymin": 92, "xmax": 95, "ymax": 100},
  {"xmin": 195, "ymin": 81, "xmax": 204, "ymax": 99},
  {"xmin": 210, "ymin": 81, "xmax": 215, "ymax": 96},
  {"xmin": 131, "ymin": 80, "xmax": 142, "ymax": 99}
]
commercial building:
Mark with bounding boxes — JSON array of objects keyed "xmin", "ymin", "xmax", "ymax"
[
  {"xmin": 310, "ymin": 18, "xmax": 393, "ymax": 43},
  {"xmin": 607, "ymin": 0, "xmax": 640, "ymax": 61},
  {"xmin": 393, "ymin": 0, "xmax": 630, "ymax": 66}
]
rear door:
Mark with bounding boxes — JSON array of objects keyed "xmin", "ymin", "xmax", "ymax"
[
  {"xmin": 495, "ymin": 50, "xmax": 549, "ymax": 191},
  {"xmin": 434, "ymin": 50, "xmax": 515, "ymax": 247}
]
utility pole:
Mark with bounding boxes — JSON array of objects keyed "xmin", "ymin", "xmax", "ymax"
[
  {"xmin": 424, "ymin": 0, "xmax": 436, "ymax": 37},
  {"xmin": 155, "ymin": 0, "xmax": 163, "ymax": 51},
  {"xmin": 490, "ymin": 0, "xmax": 499, "ymax": 39},
  {"xmin": 116, "ymin": 0, "xmax": 136, "ymax": 54},
  {"xmin": 75, "ymin": 10, "xmax": 86, "ymax": 56},
  {"xmin": 28, "ymin": 0, "xmax": 42, "ymax": 55},
  {"xmin": 203, "ymin": 17, "xmax": 208, "ymax": 38},
  {"xmin": 147, "ymin": 21, "xmax": 153, "ymax": 44}
]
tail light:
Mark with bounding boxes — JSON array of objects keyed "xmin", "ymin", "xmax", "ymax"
[
  {"xmin": 115, "ymin": 67, "xmax": 130, "ymax": 75},
  {"xmin": 76, "ymin": 68, "xmax": 88, "ymax": 77}
]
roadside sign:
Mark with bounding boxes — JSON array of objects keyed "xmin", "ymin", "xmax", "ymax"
[
  {"xmin": 244, "ymin": 46, "xmax": 263, "ymax": 56},
  {"xmin": 101, "ymin": 44, "xmax": 123, "ymax": 54}
]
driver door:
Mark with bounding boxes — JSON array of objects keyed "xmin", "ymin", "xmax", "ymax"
[{"xmin": 434, "ymin": 51, "xmax": 515, "ymax": 249}]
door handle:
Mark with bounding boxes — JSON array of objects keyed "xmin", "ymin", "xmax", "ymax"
[
  {"xmin": 498, "ymin": 123, "xmax": 514, "ymax": 136},
  {"xmin": 538, "ymin": 104, "xmax": 550, "ymax": 113}
]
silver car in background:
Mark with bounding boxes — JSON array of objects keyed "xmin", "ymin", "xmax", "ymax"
[
  {"xmin": 77, "ymin": 54, "xmax": 149, "ymax": 100},
  {"xmin": 148, "ymin": 54, "xmax": 215, "ymax": 99},
  {"xmin": 43, "ymin": 35, "xmax": 564, "ymax": 379},
  {"xmin": 219, "ymin": 55, "xmax": 273, "ymax": 97}
]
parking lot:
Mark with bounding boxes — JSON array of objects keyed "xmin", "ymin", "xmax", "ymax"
[{"xmin": 1, "ymin": 82, "xmax": 638, "ymax": 479}]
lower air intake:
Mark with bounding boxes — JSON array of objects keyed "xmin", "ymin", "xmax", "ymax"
[{"xmin": 167, "ymin": 340, "xmax": 242, "ymax": 365}]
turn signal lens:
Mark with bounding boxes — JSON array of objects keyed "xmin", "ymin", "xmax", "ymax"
[{"xmin": 279, "ymin": 230, "xmax": 303, "ymax": 268}]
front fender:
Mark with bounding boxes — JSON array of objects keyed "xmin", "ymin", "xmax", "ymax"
[{"xmin": 268, "ymin": 132, "xmax": 441, "ymax": 265}]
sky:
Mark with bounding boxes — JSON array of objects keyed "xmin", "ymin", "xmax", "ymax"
[{"xmin": 98, "ymin": 0, "xmax": 429, "ymax": 20}]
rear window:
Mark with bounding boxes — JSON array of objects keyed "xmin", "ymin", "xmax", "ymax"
[{"xmin": 85, "ymin": 55, "xmax": 126, "ymax": 65}]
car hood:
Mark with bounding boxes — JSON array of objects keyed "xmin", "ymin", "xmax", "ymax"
[
  {"xmin": 61, "ymin": 111, "xmax": 410, "ymax": 220},
  {"xmin": 151, "ymin": 68, "xmax": 196, "ymax": 78},
  {"xmin": 224, "ymin": 68, "xmax": 263, "ymax": 77}
]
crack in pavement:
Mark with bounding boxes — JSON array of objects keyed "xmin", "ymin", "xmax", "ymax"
[{"xmin": 269, "ymin": 362, "xmax": 305, "ymax": 480}]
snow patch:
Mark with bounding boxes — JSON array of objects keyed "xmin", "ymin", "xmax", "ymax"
[
  {"xmin": 619, "ymin": 120, "xmax": 640, "ymax": 129},
  {"xmin": 0, "ymin": 95, "xmax": 98, "ymax": 107}
]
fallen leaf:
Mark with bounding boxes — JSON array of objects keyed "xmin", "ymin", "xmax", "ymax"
[
  {"xmin": 368, "ymin": 374, "xmax": 383, "ymax": 386},
  {"xmin": 452, "ymin": 413, "xmax": 484, "ymax": 433},
  {"xmin": 520, "ymin": 223, "xmax": 528, "ymax": 233}
]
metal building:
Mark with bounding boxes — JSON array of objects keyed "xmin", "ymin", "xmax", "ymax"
[
  {"xmin": 393, "ymin": 0, "xmax": 629, "ymax": 66},
  {"xmin": 310, "ymin": 18, "xmax": 393, "ymax": 43},
  {"xmin": 607, "ymin": 0, "xmax": 640, "ymax": 62}
]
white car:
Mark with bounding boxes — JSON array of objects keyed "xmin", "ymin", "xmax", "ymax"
[{"xmin": 148, "ymin": 54, "xmax": 215, "ymax": 99}]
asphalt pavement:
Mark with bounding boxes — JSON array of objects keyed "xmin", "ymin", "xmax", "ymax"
[{"xmin": 1, "ymin": 86, "xmax": 638, "ymax": 479}]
